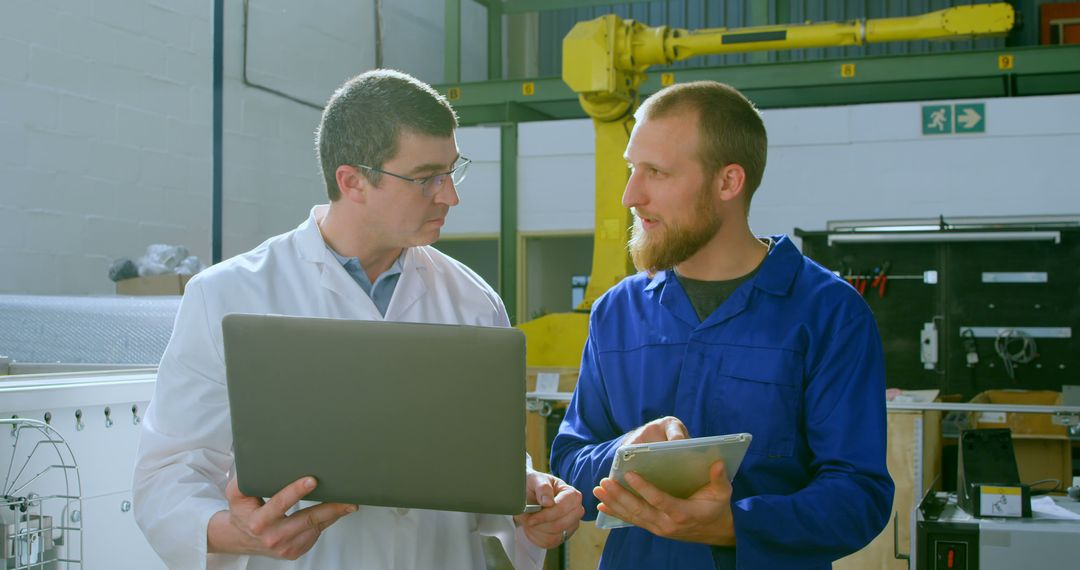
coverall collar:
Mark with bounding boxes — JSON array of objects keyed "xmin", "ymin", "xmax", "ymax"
[{"xmin": 642, "ymin": 234, "xmax": 801, "ymax": 327}]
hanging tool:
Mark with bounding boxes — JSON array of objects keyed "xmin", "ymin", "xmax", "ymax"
[{"xmin": 871, "ymin": 261, "xmax": 891, "ymax": 298}]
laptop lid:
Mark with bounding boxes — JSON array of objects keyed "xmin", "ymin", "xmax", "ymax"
[{"xmin": 222, "ymin": 313, "xmax": 527, "ymax": 515}]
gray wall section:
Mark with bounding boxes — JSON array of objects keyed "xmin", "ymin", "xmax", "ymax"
[
  {"xmin": 1, "ymin": 1, "xmax": 1077, "ymax": 295},
  {"xmin": 0, "ymin": 0, "xmax": 487, "ymax": 294},
  {"xmin": 0, "ymin": 0, "xmax": 213, "ymax": 295},
  {"xmin": 514, "ymin": 93, "xmax": 1080, "ymax": 239},
  {"xmin": 381, "ymin": 0, "xmax": 488, "ymax": 83}
]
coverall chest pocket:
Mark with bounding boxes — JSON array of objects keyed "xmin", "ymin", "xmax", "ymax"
[{"xmin": 710, "ymin": 347, "xmax": 802, "ymax": 457}]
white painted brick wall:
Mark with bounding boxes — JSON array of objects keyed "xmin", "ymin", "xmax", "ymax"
[
  {"xmin": 442, "ymin": 125, "xmax": 501, "ymax": 236},
  {"xmin": 2, "ymin": 0, "xmax": 494, "ymax": 294},
  {"xmin": 0, "ymin": 0, "xmax": 212, "ymax": 295},
  {"xmin": 517, "ymin": 94, "xmax": 1080, "ymax": 239}
]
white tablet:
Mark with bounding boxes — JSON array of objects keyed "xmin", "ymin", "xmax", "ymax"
[{"xmin": 596, "ymin": 432, "xmax": 752, "ymax": 530}]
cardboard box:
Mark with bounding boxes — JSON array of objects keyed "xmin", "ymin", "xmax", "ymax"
[
  {"xmin": 1013, "ymin": 438, "xmax": 1072, "ymax": 491},
  {"xmin": 969, "ymin": 390, "xmax": 1067, "ymax": 437},
  {"xmin": 836, "ymin": 393, "xmax": 942, "ymax": 570},
  {"xmin": 116, "ymin": 274, "xmax": 191, "ymax": 296},
  {"xmin": 525, "ymin": 366, "xmax": 579, "ymax": 394}
]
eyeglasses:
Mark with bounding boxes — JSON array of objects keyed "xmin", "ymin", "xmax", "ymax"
[{"xmin": 356, "ymin": 156, "xmax": 471, "ymax": 197}]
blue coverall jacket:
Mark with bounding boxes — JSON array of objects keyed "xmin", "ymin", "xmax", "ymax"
[{"xmin": 550, "ymin": 235, "xmax": 894, "ymax": 569}]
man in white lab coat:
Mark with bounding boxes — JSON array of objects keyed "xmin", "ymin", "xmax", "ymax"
[{"xmin": 132, "ymin": 69, "xmax": 584, "ymax": 570}]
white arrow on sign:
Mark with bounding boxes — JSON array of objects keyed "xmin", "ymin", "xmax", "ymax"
[{"xmin": 958, "ymin": 108, "xmax": 982, "ymax": 129}]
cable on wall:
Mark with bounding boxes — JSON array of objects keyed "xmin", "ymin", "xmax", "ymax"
[
  {"xmin": 994, "ymin": 329, "xmax": 1038, "ymax": 381},
  {"xmin": 241, "ymin": 0, "xmax": 324, "ymax": 110}
]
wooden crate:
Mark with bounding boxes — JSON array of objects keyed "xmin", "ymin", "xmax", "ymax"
[
  {"xmin": 566, "ymin": 521, "xmax": 608, "ymax": 570},
  {"xmin": 526, "ymin": 367, "xmax": 578, "ymax": 473},
  {"xmin": 834, "ymin": 409, "xmax": 941, "ymax": 570}
]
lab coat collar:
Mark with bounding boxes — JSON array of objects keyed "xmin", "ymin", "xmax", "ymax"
[
  {"xmin": 385, "ymin": 248, "xmax": 433, "ymax": 317},
  {"xmin": 296, "ymin": 205, "xmax": 335, "ymax": 264},
  {"xmin": 294, "ymin": 205, "xmax": 432, "ymax": 317}
]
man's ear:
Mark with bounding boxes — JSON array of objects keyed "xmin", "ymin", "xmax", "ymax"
[
  {"xmin": 336, "ymin": 165, "xmax": 369, "ymax": 204},
  {"xmin": 715, "ymin": 164, "xmax": 747, "ymax": 205}
]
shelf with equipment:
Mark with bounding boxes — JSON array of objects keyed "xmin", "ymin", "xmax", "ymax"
[
  {"xmin": 796, "ymin": 215, "xmax": 1080, "ymax": 398},
  {"xmin": 517, "ymin": 232, "xmax": 593, "ymax": 326}
]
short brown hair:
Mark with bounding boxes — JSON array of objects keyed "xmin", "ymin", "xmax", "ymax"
[
  {"xmin": 635, "ymin": 81, "xmax": 767, "ymax": 201},
  {"xmin": 316, "ymin": 70, "xmax": 458, "ymax": 201}
]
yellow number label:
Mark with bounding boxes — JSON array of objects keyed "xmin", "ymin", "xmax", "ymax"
[
  {"xmin": 447, "ymin": 87, "xmax": 461, "ymax": 100},
  {"xmin": 660, "ymin": 73, "xmax": 675, "ymax": 86},
  {"xmin": 840, "ymin": 63, "xmax": 856, "ymax": 78},
  {"xmin": 522, "ymin": 82, "xmax": 535, "ymax": 96},
  {"xmin": 998, "ymin": 54, "xmax": 1014, "ymax": 70}
]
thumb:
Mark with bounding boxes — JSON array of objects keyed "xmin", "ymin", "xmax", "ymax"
[
  {"xmin": 709, "ymin": 460, "xmax": 729, "ymax": 489},
  {"xmin": 535, "ymin": 477, "xmax": 555, "ymax": 507}
]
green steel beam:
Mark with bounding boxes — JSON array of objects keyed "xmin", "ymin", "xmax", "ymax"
[
  {"xmin": 442, "ymin": 78, "xmax": 573, "ymax": 107},
  {"xmin": 499, "ymin": 123, "xmax": 518, "ymax": 324},
  {"xmin": 445, "ymin": 0, "xmax": 461, "ymax": 83},
  {"xmin": 437, "ymin": 45, "xmax": 1080, "ymax": 126},
  {"xmin": 501, "ymin": 0, "xmax": 633, "ymax": 14},
  {"xmin": 456, "ymin": 101, "xmax": 555, "ymax": 125},
  {"xmin": 487, "ymin": 1, "xmax": 502, "ymax": 80}
]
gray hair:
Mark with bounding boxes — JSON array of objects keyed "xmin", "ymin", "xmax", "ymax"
[{"xmin": 316, "ymin": 69, "xmax": 458, "ymax": 200}]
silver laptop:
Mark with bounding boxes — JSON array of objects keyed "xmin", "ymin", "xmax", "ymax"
[{"xmin": 222, "ymin": 313, "xmax": 529, "ymax": 515}]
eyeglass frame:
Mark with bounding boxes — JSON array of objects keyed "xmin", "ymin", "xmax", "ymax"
[{"xmin": 355, "ymin": 156, "xmax": 471, "ymax": 196}]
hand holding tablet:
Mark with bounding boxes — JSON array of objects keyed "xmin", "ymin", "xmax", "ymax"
[{"xmin": 595, "ymin": 432, "xmax": 752, "ymax": 531}]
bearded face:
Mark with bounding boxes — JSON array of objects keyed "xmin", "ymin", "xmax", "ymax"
[{"xmin": 628, "ymin": 177, "xmax": 722, "ymax": 273}]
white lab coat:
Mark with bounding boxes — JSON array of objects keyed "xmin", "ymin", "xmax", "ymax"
[{"xmin": 133, "ymin": 205, "xmax": 544, "ymax": 570}]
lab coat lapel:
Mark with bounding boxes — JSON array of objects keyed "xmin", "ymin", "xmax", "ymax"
[
  {"xmin": 317, "ymin": 261, "xmax": 382, "ymax": 317},
  {"xmin": 295, "ymin": 205, "xmax": 383, "ymax": 318},
  {"xmin": 384, "ymin": 248, "xmax": 430, "ymax": 319}
]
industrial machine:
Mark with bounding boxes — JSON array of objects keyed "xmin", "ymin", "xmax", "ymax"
[
  {"xmin": 914, "ymin": 490, "xmax": 1080, "ymax": 569},
  {"xmin": 1, "ymin": 295, "xmax": 176, "ymax": 569},
  {"xmin": 518, "ymin": 3, "xmax": 1017, "ymax": 366}
]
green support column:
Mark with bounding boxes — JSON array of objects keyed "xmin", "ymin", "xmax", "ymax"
[
  {"xmin": 487, "ymin": 2, "xmax": 502, "ymax": 80},
  {"xmin": 445, "ymin": 0, "xmax": 461, "ymax": 83},
  {"xmin": 775, "ymin": 1, "xmax": 791, "ymax": 63},
  {"xmin": 499, "ymin": 123, "xmax": 518, "ymax": 324},
  {"xmin": 748, "ymin": 0, "xmax": 769, "ymax": 64}
]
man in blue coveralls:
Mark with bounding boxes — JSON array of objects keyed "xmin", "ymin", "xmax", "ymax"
[{"xmin": 550, "ymin": 81, "xmax": 893, "ymax": 569}]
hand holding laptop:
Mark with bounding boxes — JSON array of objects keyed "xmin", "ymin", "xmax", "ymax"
[
  {"xmin": 514, "ymin": 470, "xmax": 585, "ymax": 549},
  {"xmin": 207, "ymin": 474, "xmax": 357, "ymax": 559}
]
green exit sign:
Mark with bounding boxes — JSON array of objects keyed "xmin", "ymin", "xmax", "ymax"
[
  {"xmin": 954, "ymin": 103, "xmax": 985, "ymax": 133},
  {"xmin": 922, "ymin": 103, "xmax": 985, "ymax": 135}
]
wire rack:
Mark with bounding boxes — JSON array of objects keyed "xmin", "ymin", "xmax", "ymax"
[{"xmin": 1, "ymin": 418, "xmax": 82, "ymax": 570}]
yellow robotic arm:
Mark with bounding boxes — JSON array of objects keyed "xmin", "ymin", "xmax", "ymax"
[{"xmin": 565, "ymin": 3, "xmax": 1015, "ymax": 122}]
